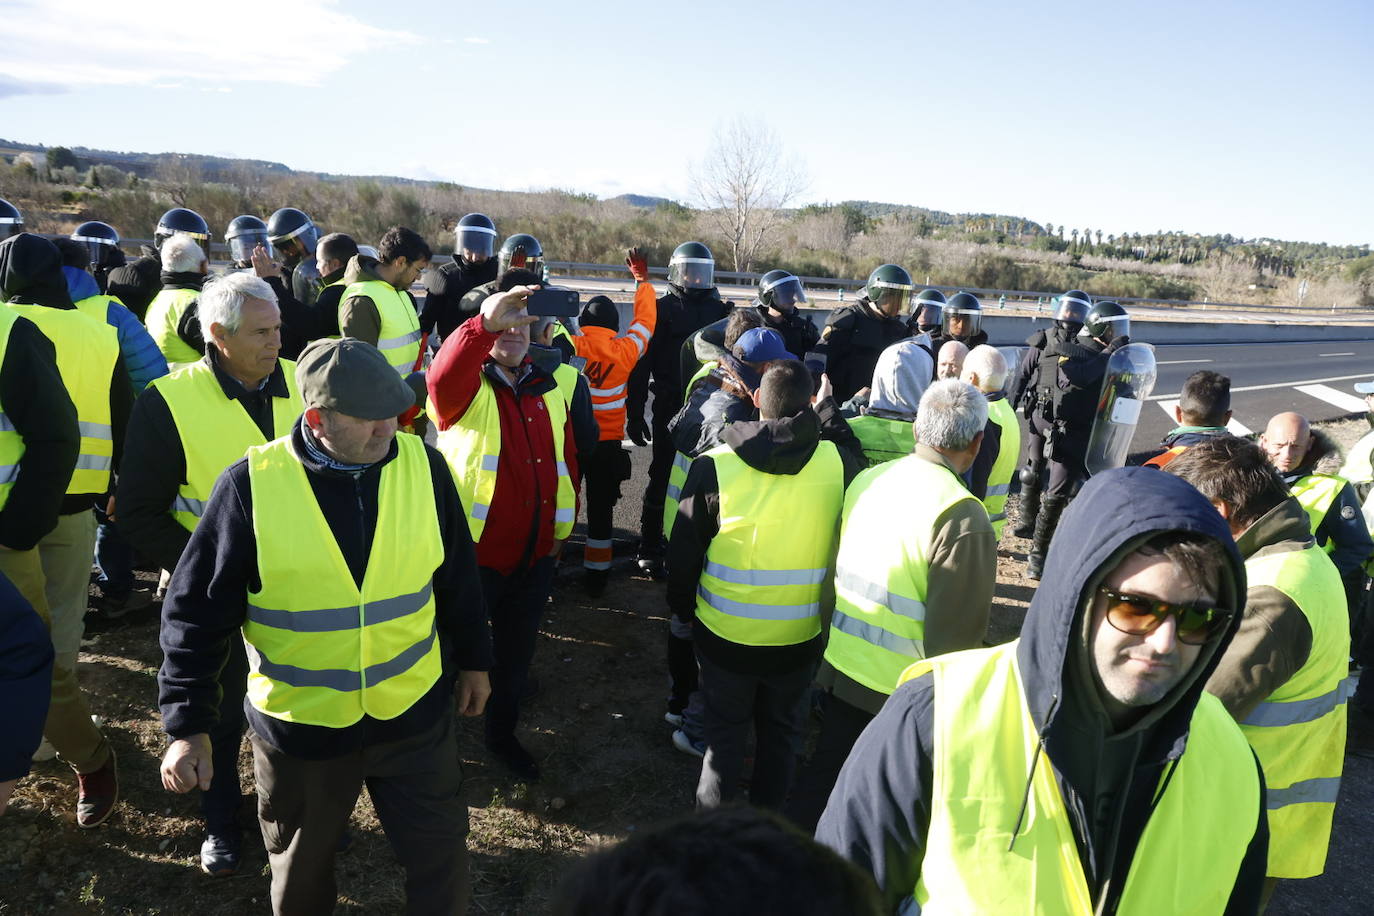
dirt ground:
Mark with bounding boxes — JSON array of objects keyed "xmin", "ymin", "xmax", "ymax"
[{"xmin": 2, "ymin": 419, "xmax": 1371, "ymax": 914}]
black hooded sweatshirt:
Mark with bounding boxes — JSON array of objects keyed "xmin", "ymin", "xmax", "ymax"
[{"xmin": 816, "ymin": 467, "xmax": 1268, "ymax": 915}]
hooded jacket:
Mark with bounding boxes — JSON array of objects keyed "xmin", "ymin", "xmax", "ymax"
[
  {"xmin": 104, "ymin": 245, "xmax": 161, "ymax": 320},
  {"xmin": 668, "ymin": 355, "xmax": 758, "ymax": 459},
  {"xmin": 817, "ymin": 299, "xmax": 911, "ymax": 405},
  {"xmin": 64, "ymin": 264, "xmax": 169, "ymax": 393},
  {"xmin": 1281, "ymin": 428, "xmax": 1372, "ymax": 584},
  {"xmin": 866, "ymin": 338, "xmax": 933, "ymax": 421},
  {"xmin": 816, "ymin": 467, "xmax": 1267, "ymax": 914}
]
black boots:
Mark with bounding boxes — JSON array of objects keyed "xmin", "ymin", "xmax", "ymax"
[
  {"xmin": 1011, "ymin": 472, "xmax": 1042, "ymax": 539},
  {"xmin": 1025, "ymin": 496, "xmax": 1067, "ymax": 581},
  {"xmin": 637, "ymin": 499, "xmax": 666, "ymax": 577}
]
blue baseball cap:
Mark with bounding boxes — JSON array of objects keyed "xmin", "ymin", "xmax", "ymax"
[
  {"xmin": 735, "ymin": 327, "xmax": 797, "ymax": 363},
  {"xmin": 1354, "ymin": 379, "xmax": 1374, "ymax": 394}
]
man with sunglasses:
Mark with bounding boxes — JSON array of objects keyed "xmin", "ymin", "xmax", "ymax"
[
  {"xmin": 817, "ymin": 467, "xmax": 1267, "ymax": 914},
  {"xmin": 1167, "ymin": 437, "xmax": 1352, "ymax": 901}
]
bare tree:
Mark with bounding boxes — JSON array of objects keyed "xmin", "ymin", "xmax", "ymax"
[{"xmin": 691, "ymin": 117, "xmax": 806, "ymax": 272}]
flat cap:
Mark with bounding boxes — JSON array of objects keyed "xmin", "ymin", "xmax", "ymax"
[{"xmin": 294, "ymin": 337, "xmax": 416, "ymax": 420}]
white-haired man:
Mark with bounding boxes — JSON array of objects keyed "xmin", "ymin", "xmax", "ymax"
[
  {"xmin": 936, "ymin": 339, "xmax": 967, "ymax": 380},
  {"xmin": 143, "ymin": 234, "xmax": 209, "ymax": 368},
  {"xmin": 789, "ymin": 379, "xmax": 996, "ymax": 830},
  {"xmin": 962, "ymin": 345, "xmax": 1021, "ymax": 538},
  {"xmin": 119, "ymin": 272, "xmax": 303, "ymax": 875}
]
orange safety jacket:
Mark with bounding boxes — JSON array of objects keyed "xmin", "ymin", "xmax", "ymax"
[{"xmin": 573, "ymin": 281, "xmax": 657, "ymax": 442}]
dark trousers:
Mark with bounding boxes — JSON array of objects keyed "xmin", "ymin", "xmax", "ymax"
[
  {"xmin": 480, "ymin": 558, "xmax": 555, "ymax": 745},
  {"xmin": 93, "ymin": 505, "xmax": 134, "ymax": 599},
  {"xmin": 1028, "ymin": 417, "xmax": 1087, "ymax": 497},
  {"xmin": 584, "ymin": 440, "xmax": 631, "ymax": 569},
  {"xmin": 250, "ymin": 710, "xmax": 469, "ymax": 916},
  {"xmin": 695, "ymin": 651, "xmax": 814, "ymax": 810},
  {"xmin": 785, "ymin": 693, "xmax": 875, "ymax": 833},
  {"xmin": 204, "ymin": 638, "xmax": 249, "ymax": 834}
]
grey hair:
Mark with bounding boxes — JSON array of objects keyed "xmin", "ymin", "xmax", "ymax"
[
  {"xmin": 961, "ymin": 345, "xmax": 1008, "ymax": 392},
  {"xmin": 161, "ymin": 234, "xmax": 206, "ymax": 273},
  {"xmin": 199, "ymin": 272, "xmax": 277, "ymax": 343},
  {"xmin": 915, "ymin": 379, "xmax": 988, "ymax": 450}
]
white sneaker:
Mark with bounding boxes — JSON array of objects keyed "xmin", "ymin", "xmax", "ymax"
[
  {"xmin": 671, "ymin": 728, "xmax": 705, "ymax": 759},
  {"xmin": 664, "ymin": 711, "xmax": 685, "ymax": 728}
]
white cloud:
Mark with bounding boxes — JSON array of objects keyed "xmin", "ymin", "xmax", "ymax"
[
  {"xmin": 464, "ymin": 37, "xmax": 490, "ymax": 44},
  {"xmin": 0, "ymin": 0, "xmax": 421, "ymax": 90}
]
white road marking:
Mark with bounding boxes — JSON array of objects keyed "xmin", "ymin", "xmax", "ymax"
[
  {"xmin": 1319, "ymin": 352, "xmax": 1356, "ymax": 357},
  {"xmin": 1296, "ymin": 384, "xmax": 1368, "ymax": 414},
  {"xmin": 1148, "ymin": 372, "xmax": 1372, "ymax": 401},
  {"xmin": 1157, "ymin": 359, "xmax": 1213, "ymax": 365},
  {"xmin": 1156, "ymin": 400, "xmax": 1251, "ymax": 436}
]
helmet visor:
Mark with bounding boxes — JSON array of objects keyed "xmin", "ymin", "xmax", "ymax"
[
  {"xmin": 1095, "ymin": 314, "xmax": 1130, "ymax": 338},
  {"xmin": 669, "ymin": 256, "xmax": 714, "ymax": 290},
  {"xmin": 229, "ymin": 230, "xmax": 272, "ymax": 264},
  {"xmin": 914, "ymin": 301, "xmax": 943, "ymax": 330},
  {"xmin": 457, "ymin": 225, "xmax": 496, "ymax": 262},
  {"xmin": 73, "ymin": 234, "xmax": 120, "ymax": 268},
  {"xmin": 270, "ymin": 221, "xmax": 318, "ymax": 261},
  {"xmin": 1054, "ymin": 295, "xmax": 1091, "ymax": 324},
  {"xmin": 157, "ymin": 228, "xmax": 212, "ymax": 259},
  {"xmin": 869, "ymin": 281, "xmax": 913, "ymax": 315},
  {"xmin": 943, "ymin": 307, "xmax": 982, "ymax": 338},
  {"xmin": 762, "ymin": 275, "xmax": 806, "ymax": 309}
]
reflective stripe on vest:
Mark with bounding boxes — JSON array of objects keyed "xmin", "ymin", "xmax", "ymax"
[
  {"xmin": 5, "ymin": 303, "xmax": 118, "ymax": 495},
  {"xmin": 824, "ymin": 456, "xmax": 981, "ymax": 695},
  {"xmin": 143, "ymin": 287, "xmax": 202, "ymax": 367},
  {"xmin": 984, "ymin": 397, "xmax": 1020, "ymax": 538},
  {"xmin": 663, "ymin": 450, "xmax": 692, "ymax": 535},
  {"xmin": 152, "ymin": 359, "xmax": 302, "ymax": 532},
  {"xmin": 847, "ymin": 413, "xmax": 916, "ymax": 467},
  {"xmin": 1290, "ymin": 474, "xmax": 1346, "ymax": 554},
  {"xmin": 1238, "ymin": 546, "xmax": 1351, "ymax": 878},
  {"xmin": 242, "ymin": 433, "xmax": 443, "ymax": 728},
  {"xmin": 0, "ymin": 310, "xmax": 23, "ymax": 510},
  {"xmin": 433, "ymin": 373, "xmax": 575, "ymax": 542},
  {"xmin": 901, "ymin": 644, "xmax": 1259, "ymax": 915},
  {"xmin": 685, "ymin": 360, "xmax": 716, "ymax": 397},
  {"xmin": 340, "ymin": 279, "xmax": 422, "ymax": 375},
  {"xmin": 694, "ymin": 441, "xmax": 843, "ymax": 646}
]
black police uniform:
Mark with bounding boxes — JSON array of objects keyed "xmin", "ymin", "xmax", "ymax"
[
  {"xmin": 817, "ymin": 299, "xmax": 910, "ymax": 404},
  {"xmin": 421, "ymin": 256, "xmax": 499, "ymax": 343},
  {"xmin": 757, "ymin": 304, "xmax": 820, "ymax": 361}
]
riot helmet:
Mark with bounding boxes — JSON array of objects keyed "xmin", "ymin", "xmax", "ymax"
[
  {"xmin": 498, "ymin": 233, "xmax": 545, "ymax": 277},
  {"xmin": 668, "ymin": 241, "xmax": 715, "ymax": 291},
  {"xmin": 912, "ymin": 288, "xmax": 947, "ymax": 333},
  {"xmin": 758, "ymin": 269, "xmax": 807, "ymax": 312},
  {"xmin": 154, "ymin": 207, "xmax": 211, "ymax": 256},
  {"xmin": 942, "ymin": 291, "xmax": 983, "ymax": 340},
  {"xmin": 864, "ymin": 264, "xmax": 914, "ymax": 317},
  {"xmin": 1054, "ymin": 289, "xmax": 1092, "ymax": 333},
  {"xmin": 267, "ymin": 207, "xmax": 319, "ymax": 264},
  {"xmin": 1085, "ymin": 300, "xmax": 1129, "ymax": 342},
  {"xmin": 0, "ymin": 199, "xmax": 20, "ymax": 243},
  {"xmin": 71, "ymin": 221, "xmax": 123, "ymax": 270},
  {"xmin": 225, "ymin": 215, "xmax": 272, "ymax": 265},
  {"xmin": 455, "ymin": 213, "xmax": 497, "ymax": 264}
]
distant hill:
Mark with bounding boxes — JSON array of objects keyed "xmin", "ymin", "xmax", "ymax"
[{"xmin": 607, "ymin": 193, "xmax": 673, "ymax": 209}]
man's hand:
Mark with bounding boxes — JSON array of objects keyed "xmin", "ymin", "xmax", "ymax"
[
  {"xmin": 160, "ymin": 734, "xmax": 214, "ymax": 793},
  {"xmin": 455, "ymin": 670, "xmax": 491, "ymax": 717},
  {"xmin": 814, "ymin": 372, "xmax": 833, "ymax": 405},
  {"xmin": 627, "ymin": 414, "xmax": 651, "ymax": 447},
  {"xmin": 105, "ymin": 494, "xmax": 116, "ymax": 523},
  {"xmin": 480, "ymin": 286, "xmax": 540, "ymax": 334},
  {"xmin": 626, "ymin": 247, "xmax": 649, "ymax": 283},
  {"xmin": 251, "ymin": 245, "xmax": 282, "ymax": 279}
]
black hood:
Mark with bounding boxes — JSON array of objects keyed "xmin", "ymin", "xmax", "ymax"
[
  {"xmin": 0, "ymin": 233, "xmax": 75, "ymax": 309},
  {"xmin": 159, "ymin": 270, "xmax": 205, "ymax": 291},
  {"xmin": 720, "ymin": 409, "xmax": 822, "ymax": 475},
  {"xmin": 1016, "ymin": 467, "xmax": 1246, "ymax": 758}
]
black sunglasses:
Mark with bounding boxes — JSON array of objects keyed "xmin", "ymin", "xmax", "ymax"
[{"xmin": 1098, "ymin": 586, "xmax": 1231, "ymax": 646}]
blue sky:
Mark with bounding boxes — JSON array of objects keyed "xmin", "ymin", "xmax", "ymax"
[{"xmin": 2, "ymin": 0, "xmax": 1369, "ymax": 246}]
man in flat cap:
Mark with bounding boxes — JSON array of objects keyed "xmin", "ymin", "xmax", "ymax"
[{"xmin": 157, "ymin": 337, "xmax": 492, "ymax": 916}]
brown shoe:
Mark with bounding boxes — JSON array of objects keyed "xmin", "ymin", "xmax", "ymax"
[{"xmin": 76, "ymin": 749, "xmax": 119, "ymax": 828}]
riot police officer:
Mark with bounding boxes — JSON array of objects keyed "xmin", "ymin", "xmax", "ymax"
[
  {"xmin": 755, "ymin": 269, "xmax": 820, "ymax": 359},
  {"xmin": 1082, "ymin": 299, "xmax": 1131, "ymax": 352},
  {"xmin": 458, "ymin": 233, "xmax": 549, "ymax": 314},
  {"xmin": 106, "ymin": 207, "xmax": 211, "ymax": 320},
  {"xmin": 818, "ymin": 264, "xmax": 914, "ymax": 404},
  {"xmin": 908, "ymin": 288, "xmax": 946, "ymax": 339},
  {"xmin": 0, "ymin": 198, "xmax": 21, "ymax": 242},
  {"xmin": 266, "ymin": 207, "xmax": 321, "ymax": 304},
  {"xmin": 929, "ymin": 290, "xmax": 990, "ymax": 351},
  {"xmin": 626, "ymin": 241, "xmax": 731, "ymax": 574},
  {"xmin": 71, "ymin": 221, "xmax": 126, "ymax": 293},
  {"xmin": 421, "ymin": 212, "xmax": 500, "ymax": 343},
  {"xmin": 224, "ymin": 215, "xmax": 272, "ymax": 270}
]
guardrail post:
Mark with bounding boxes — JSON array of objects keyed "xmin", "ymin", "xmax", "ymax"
[{"xmin": 998, "ymin": 294, "xmax": 1006, "ymax": 310}]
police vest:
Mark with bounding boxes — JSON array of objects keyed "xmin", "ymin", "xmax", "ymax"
[
  {"xmin": 4, "ymin": 303, "xmax": 118, "ymax": 496},
  {"xmin": 1289, "ymin": 474, "xmax": 1346, "ymax": 553},
  {"xmin": 900, "ymin": 643, "xmax": 1259, "ymax": 915},
  {"xmin": 695, "ymin": 441, "xmax": 843, "ymax": 647},
  {"xmin": 151, "ymin": 359, "xmax": 302, "ymax": 532},
  {"xmin": 984, "ymin": 397, "xmax": 1021, "ymax": 537},
  {"xmin": 824, "ymin": 455, "xmax": 983, "ymax": 695},
  {"xmin": 1239, "ymin": 547, "xmax": 1352, "ymax": 879},
  {"xmin": 340, "ymin": 279, "xmax": 422, "ymax": 376},
  {"xmin": 847, "ymin": 413, "xmax": 915, "ymax": 467},
  {"xmin": 242, "ymin": 433, "xmax": 443, "ymax": 728},
  {"xmin": 434, "ymin": 370, "xmax": 575, "ymax": 543},
  {"xmin": 144, "ymin": 287, "xmax": 203, "ymax": 367},
  {"xmin": 0, "ymin": 309, "xmax": 26, "ymax": 510}
]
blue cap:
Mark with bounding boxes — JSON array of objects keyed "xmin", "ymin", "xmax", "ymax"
[
  {"xmin": 735, "ymin": 327, "xmax": 797, "ymax": 363},
  {"xmin": 1354, "ymin": 379, "xmax": 1374, "ymax": 394}
]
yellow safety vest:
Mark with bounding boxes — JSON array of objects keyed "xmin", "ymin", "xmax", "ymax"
[
  {"xmin": 984, "ymin": 396, "xmax": 1021, "ymax": 538},
  {"xmin": 4, "ymin": 303, "xmax": 118, "ymax": 496},
  {"xmin": 242, "ymin": 432, "xmax": 443, "ymax": 728},
  {"xmin": 433, "ymin": 372, "xmax": 576, "ymax": 543},
  {"xmin": 685, "ymin": 359, "xmax": 716, "ymax": 396},
  {"xmin": 0, "ymin": 309, "xmax": 26, "ymax": 510},
  {"xmin": 152, "ymin": 359, "xmax": 302, "ymax": 532},
  {"xmin": 339, "ymin": 279, "xmax": 422, "ymax": 376},
  {"xmin": 144, "ymin": 287, "xmax": 203, "ymax": 368},
  {"xmin": 695, "ymin": 441, "xmax": 843, "ymax": 646},
  {"xmin": 553, "ymin": 361, "xmax": 578, "ymax": 406},
  {"xmin": 664, "ymin": 450, "xmax": 692, "ymax": 536},
  {"xmin": 1239, "ymin": 547, "xmax": 1352, "ymax": 879},
  {"xmin": 73, "ymin": 293, "xmax": 114, "ymax": 324},
  {"xmin": 824, "ymin": 455, "xmax": 983, "ymax": 695},
  {"xmin": 846, "ymin": 413, "xmax": 915, "ymax": 467},
  {"xmin": 1338, "ymin": 430, "xmax": 1374, "ymax": 486},
  {"xmin": 900, "ymin": 644, "xmax": 1259, "ymax": 915},
  {"xmin": 1289, "ymin": 473, "xmax": 1347, "ymax": 555}
]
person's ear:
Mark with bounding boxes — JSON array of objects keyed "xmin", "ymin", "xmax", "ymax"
[
  {"xmin": 304, "ymin": 406, "xmax": 325, "ymax": 432},
  {"xmin": 752, "ymin": 387, "xmax": 764, "ymax": 409},
  {"xmin": 1174, "ymin": 405, "xmax": 1184, "ymax": 424}
]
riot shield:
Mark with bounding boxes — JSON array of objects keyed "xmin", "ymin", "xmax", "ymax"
[
  {"xmin": 998, "ymin": 346, "xmax": 1028, "ymax": 397},
  {"xmin": 1084, "ymin": 342, "xmax": 1157, "ymax": 476},
  {"xmin": 291, "ymin": 257, "xmax": 322, "ymax": 306}
]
